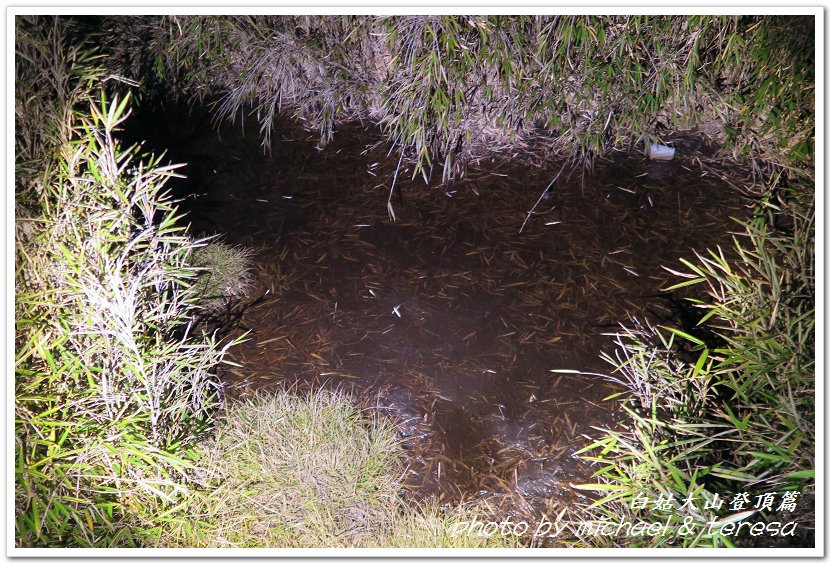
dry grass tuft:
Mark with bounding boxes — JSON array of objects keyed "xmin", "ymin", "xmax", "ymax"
[{"xmin": 150, "ymin": 388, "xmax": 522, "ymax": 548}]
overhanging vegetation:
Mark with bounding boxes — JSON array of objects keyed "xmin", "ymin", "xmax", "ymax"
[{"xmin": 107, "ymin": 15, "xmax": 813, "ymax": 184}]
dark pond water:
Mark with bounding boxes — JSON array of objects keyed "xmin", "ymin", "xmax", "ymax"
[{"xmin": 125, "ymin": 101, "xmax": 750, "ymax": 525}]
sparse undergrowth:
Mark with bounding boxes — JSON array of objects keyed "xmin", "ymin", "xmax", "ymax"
[{"xmin": 137, "ymin": 389, "xmax": 521, "ymax": 548}]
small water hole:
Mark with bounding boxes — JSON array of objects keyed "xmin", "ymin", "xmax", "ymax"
[{"xmin": 125, "ymin": 100, "xmax": 750, "ymax": 523}]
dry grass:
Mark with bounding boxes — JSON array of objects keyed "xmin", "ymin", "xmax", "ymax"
[{"xmin": 147, "ymin": 388, "xmax": 522, "ymax": 548}]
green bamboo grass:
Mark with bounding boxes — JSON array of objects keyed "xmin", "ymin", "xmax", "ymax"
[
  {"xmin": 109, "ymin": 15, "xmax": 813, "ymax": 185},
  {"xmin": 15, "ymin": 93, "xmax": 234, "ymax": 546},
  {"xmin": 570, "ymin": 194, "xmax": 815, "ymax": 547},
  {"xmin": 15, "ymin": 17, "xmax": 239, "ymax": 546}
]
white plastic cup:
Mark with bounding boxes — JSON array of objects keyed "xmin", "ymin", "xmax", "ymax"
[{"xmin": 646, "ymin": 143, "xmax": 676, "ymax": 161}]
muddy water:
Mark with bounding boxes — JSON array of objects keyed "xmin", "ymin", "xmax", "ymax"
[{"xmin": 127, "ymin": 102, "xmax": 749, "ymax": 521}]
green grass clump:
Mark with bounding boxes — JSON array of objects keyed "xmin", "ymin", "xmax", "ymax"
[
  {"xmin": 569, "ymin": 190, "xmax": 815, "ymax": 547},
  {"xmin": 189, "ymin": 241, "xmax": 255, "ymax": 311},
  {"xmin": 144, "ymin": 389, "xmax": 522, "ymax": 548}
]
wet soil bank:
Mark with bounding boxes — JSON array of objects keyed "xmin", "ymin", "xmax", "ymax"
[{"xmin": 126, "ymin": 101, "xmax": 750, "ymax": 522}]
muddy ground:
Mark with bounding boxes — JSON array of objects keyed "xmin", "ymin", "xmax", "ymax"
[{"xmin": 127, "ymin": 102, "xmax": 750, "ymax": 523}]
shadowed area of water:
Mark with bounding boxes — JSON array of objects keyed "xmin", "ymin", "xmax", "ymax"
[{"xmin": 125, "ymin": 101, "xmax": 750, "ymax": 523}]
